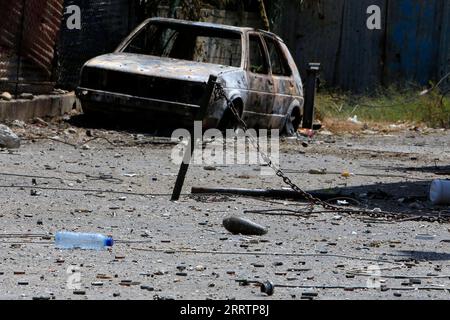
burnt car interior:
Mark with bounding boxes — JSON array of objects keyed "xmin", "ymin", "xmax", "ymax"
[
  {"xmin": 248, "ymin": 34, "xmax": 268, "ymax": 74},
  {"xmin": 248, "ymin": 34, "xmax": 292, "ymax": 76},
  {"xmin": 264, "ymin": 36, "xmax": 292, "ymax": 77},
  {"xmin": 122, "ymin": 22, "xmax": 242, "ymax": 68}
]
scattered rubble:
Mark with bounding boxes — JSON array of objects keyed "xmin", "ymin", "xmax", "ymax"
[
  {"xmin": 0, "ymin": 92, "xmax": 13, "ymax": 101},
  {"xmin": 260, "ymin": 281, "xmax": 275, "ymax": 296},
  {"xmin": 0, "ymin": 121, "xmax": 448, "ymax": 300},
  {"xmin": 11, "ymin": 120, "xmax": 26, "ymax": 129},
  {"xmin": 52, "ymin": 89, "xmax": 68, "ymax": 95},
  {"xmin": 19, "ymin": 93, "xmax": 34, "ymax": 100},
  {"xmin": 32, "ymin": 117, "xmax": 49, "ymax": 127},
  {"xmin": 223, "ymin": 217, "xmax": 268, "ymax": 236},
  {"xmin": 0, "ymin": 124, "xmax": 21, "ymax": 149}
]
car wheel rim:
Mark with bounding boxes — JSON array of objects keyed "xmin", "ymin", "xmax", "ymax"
[{"xmin": 285, "ymin": 109, "xmax": 301, "ymax": 136}]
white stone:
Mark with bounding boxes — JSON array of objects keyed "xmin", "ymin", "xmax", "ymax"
[
  {"xmin": 195, "ymin": 265, "xmax": 205, "ymax": 272},
  {"xmin": 0, "ymin": 124, "xmax": 21, "ymax": 149},
  {"xmin": 11, "ymin": 120, "xmax": 26, "ymax": 128},
  {"xmin": 0, "ymin": 92, "xmax": 12, "ymax": 101}
]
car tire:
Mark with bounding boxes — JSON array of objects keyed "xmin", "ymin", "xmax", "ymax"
[
  {"xmin": 218, "ymin": 100, "xmax": 243, "ymax": 131},
  {"xmin": 81, "ymin": 104, "xmax": 103, "ymax": 119},
  {"xmin": 284, "ymin": 107, "xmax": 302, "ymax": 136}
]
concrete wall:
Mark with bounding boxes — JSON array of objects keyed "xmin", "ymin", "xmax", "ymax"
[{"xmin": 0, "ymin": 93, "xmax": 80, "ymax": 121}]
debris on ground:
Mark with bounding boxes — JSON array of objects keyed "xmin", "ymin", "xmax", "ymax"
[
  {"xmin": 0, "ymin": 120, "xmax": 448, "ymax": 300},
  {"xmin": 11, "ymin": 120, "xmax": 26, "ymax": 129},
  {"xmin": 341, "ymin": 170, "xmax": 353, "ymax": 178},
  {"xmin": 55, "ymin": 231, "xmax": 114, "ymax": 250},
  {"xmin": 298, "ymin": 128, "xmax": 315, "ymax": 138},
  {"xmin": 430, "ymin": 179, "xmax": 450, "ymax": 205},
  {"xmin": 19, "ymin": 93, "xmax": 34, "ymax": 100},
  {"xmin": 347, "ymin": 115, "xmax": 362, "ymax": 125},
  {"xmin": 0, "ymin": 92, "xmax": 13, "ymax": 101},
  {"xmin": 32, "ymin": 117, "xmax": 49, "ymax": 127},
  {"xmin": 192, "ymin": 187, "xmax": 343, "ymax": 201},
  {"xmin": 223, "ymin": 217, "xmax": 268, "ymax": 236},
  {"xmin": 309, "ymin": 168, "xmax": 327, "ymax": 175},
  {"xmin": 0, "ymin": 124, "xmax": 21, "ymax": 149},
  {"xmin": 260, "ymin": 281, "xmax": 275, "ymax": 296}
]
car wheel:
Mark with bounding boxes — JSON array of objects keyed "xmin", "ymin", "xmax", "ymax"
[
  {"xmin": 284, "ymin": 107, "xmax": 302, "ymax": 136},
  {"xmin": 218, "ymin": 100, "xmax": 243, "ymax": 131},
  {"xmin": 81, "ymin": 104, "xmax": 102, "ymax": 119}
]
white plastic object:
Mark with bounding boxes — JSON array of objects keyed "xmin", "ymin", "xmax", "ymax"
[
  {"xmin": 430, "ymin": 180, "xmax": 450, "ymax": 205},
  {"xmin": 55, "ymin": 232, "xmax": 114, "ymax": 250}
]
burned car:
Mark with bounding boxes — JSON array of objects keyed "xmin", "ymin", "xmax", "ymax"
[{"xmin": 76, "ymin": 18, "xmax": 304, "ymax": 134}]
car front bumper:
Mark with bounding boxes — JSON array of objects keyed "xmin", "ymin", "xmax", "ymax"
[{"xmin": 76, "ymin": 87, "xmax": 200, "ymax": 116}]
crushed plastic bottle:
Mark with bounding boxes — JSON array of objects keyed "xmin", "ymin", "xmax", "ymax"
[{"xmin": 55, "ymin": 232, "xmax": 114, "ymax": 250}]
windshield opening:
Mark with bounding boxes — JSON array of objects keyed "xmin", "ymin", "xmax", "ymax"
[{"xmin": 121, "ymin": 22, "xmax": 243, "ymax": 68}]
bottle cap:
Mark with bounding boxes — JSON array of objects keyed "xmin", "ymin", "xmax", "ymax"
[{"xmin": 104, "ymin": 237, "xmax": 114, "ymax": 247}]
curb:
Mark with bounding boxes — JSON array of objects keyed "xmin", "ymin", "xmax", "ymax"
[{"xmin": 0, "ymin": 92, "xmax": 81, "ymax": 121}]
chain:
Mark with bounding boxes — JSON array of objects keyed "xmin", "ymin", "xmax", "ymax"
[{"xmin": 213, "ymin": 82, "xmax": 445, "ymax": 222}]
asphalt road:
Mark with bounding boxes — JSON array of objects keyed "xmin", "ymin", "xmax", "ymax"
[{"xmin": 0, "ymin": 120, "xmax": 449, "ymax": 300}]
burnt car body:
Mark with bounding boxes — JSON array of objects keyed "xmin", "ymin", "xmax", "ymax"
[{"xmin": 76, "ymin": 18, "xmax": 304, "ymax": 133}]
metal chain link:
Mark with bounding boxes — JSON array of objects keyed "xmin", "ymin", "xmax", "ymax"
[{"xmin": 213, "ymin": 82, "xmax": 445, "ymax": 222}]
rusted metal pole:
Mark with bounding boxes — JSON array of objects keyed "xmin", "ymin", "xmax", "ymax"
[
  {"xmin": 191, "ymin": 186, "xmax": 342, "ymax": 201},
  {"xmin": 171, "ymin": 75, "xmax": 217, "ymax": 201},
  {"xmin": 302, "ymin": 63, "xmax": 321, "ymax": 129}
]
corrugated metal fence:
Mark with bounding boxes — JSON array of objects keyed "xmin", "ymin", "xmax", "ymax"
[
  {"xmin": 278, "ymin": 0, "xmax": 450, "ymax": 92},
  {"xmin": 56, "ymin": 0, "xmax": 138, "ymax": 89},
  {"xmin": 6, "ymin": 0, "xmax": 444, "ymax": 93},
  {"xmin": 0, "ymin": 0, "xmax": 64, "ymax": 95}
]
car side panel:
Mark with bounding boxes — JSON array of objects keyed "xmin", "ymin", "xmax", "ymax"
[{"xmin": 242, "ymin": 32, "xmax": 276, "ymax": 129}]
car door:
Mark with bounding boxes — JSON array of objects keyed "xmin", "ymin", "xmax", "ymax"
[
  {"xmin": 262, "ymin": 35, "xmax": 296, "ymax": 118},
  {"xmin": 245, "ymin": 32, "xmax": 275, "ymax": 128}
]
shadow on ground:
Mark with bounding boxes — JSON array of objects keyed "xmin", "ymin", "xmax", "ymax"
[
  {"xmin": 68, "ymin": 114, "xmax": 447, "ymax": 218},
  {"xmin": 362, "ymin": 164, "xmax": 450, "ymax": 176},
  {"xmin": 394, "ymin": 251, "xmax": 450, "ymax": 262},
  {"xmin": 67, "ymin": 114, "xmax": 183, "ymax": 137},
  {"xmin": 311, "ymin": 180, "xmax": 448, "ymax": 216}
]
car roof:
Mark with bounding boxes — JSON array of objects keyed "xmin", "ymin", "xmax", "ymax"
[{"xmin": 145, "ymin": 17, "xmax": 284, "ymax": 41}]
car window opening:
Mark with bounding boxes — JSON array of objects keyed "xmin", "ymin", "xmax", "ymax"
[
  {"xmin": 122, "ymin": 23, "xmax": 242, "ymax": 68},
  {"xmin": 264, "ymin": 36, "xmax": 292, "ymax": 77},
  {"xmin": 248, "ymin": 35, "xmax": 269, "ymax": 74}
]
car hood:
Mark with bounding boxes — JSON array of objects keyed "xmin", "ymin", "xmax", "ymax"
[{"xmin": 84, "ymin": 53, "xmax": 241, "ymax": 83}]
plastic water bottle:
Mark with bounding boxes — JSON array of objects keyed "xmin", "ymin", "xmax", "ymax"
[{"xmin": 55, "ymin": 232, "xmax": 114, "ymax": 250}]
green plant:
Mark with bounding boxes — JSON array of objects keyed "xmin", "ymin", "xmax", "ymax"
[{"xmin": 315, "ymin": 86, "xmax": 450, "ymax": 128}]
